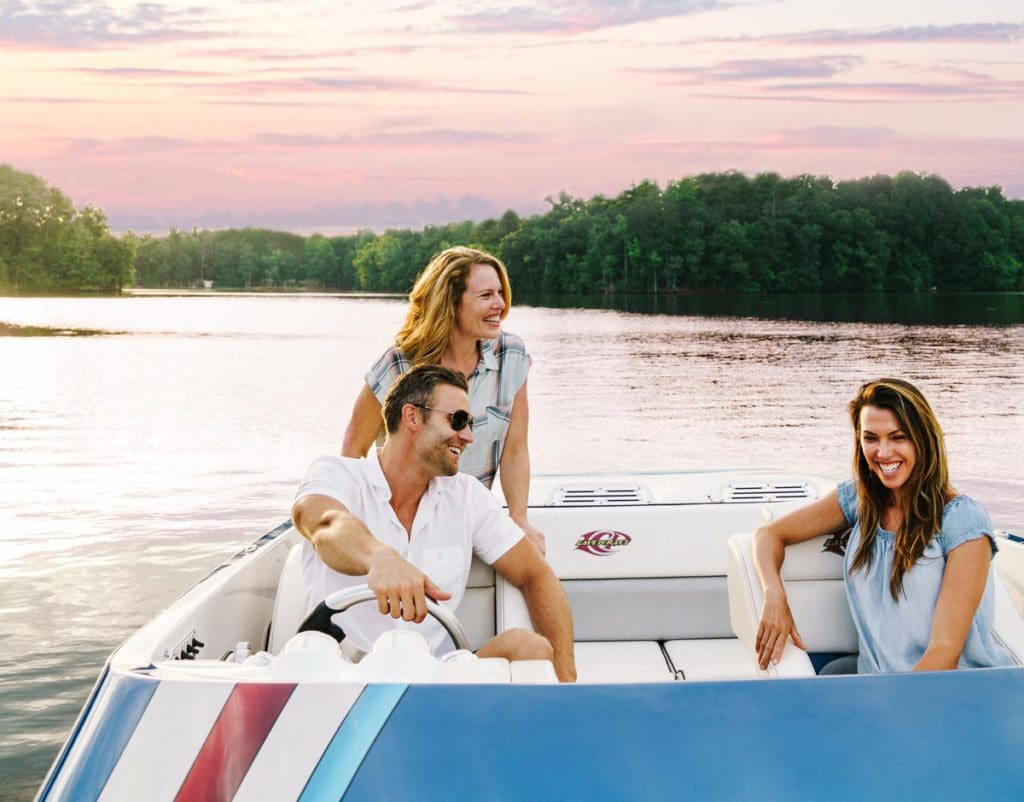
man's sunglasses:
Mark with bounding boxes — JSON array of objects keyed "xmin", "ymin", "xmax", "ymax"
[{"xmin": 414, "ymin": 405, "xmax": 475, "ymax": 432}]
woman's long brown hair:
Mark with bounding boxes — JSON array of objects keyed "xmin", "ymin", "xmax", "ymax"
[{"xmin": 848, "ymin": 378, "xmax": 950, "ymax": 600}]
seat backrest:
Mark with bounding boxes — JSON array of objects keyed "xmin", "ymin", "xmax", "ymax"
[
  {"xmin": 994, "ymin": 541, "xmax": 1024, "ymax": 664},
  {"xmin": 268, "ymin": 543, "xmax": 307, "ymax": 654},
  {"xmin": 727, "ymin": 531, "xmax": 858, "ymax": 658},
  {"xmin": 993, "ymin": 571, "xmax": 1024, "ymax": 665},
  {"xmin": 455, "ymin": 558, "xmax": 496, "ymax": 650},
  {"xmin": 495, "ymin": 504, "xmax": 778, "ymax": 641}
]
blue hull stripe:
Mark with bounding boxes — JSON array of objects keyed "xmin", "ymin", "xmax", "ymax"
[
  {"xmin": 36, "ymin": 665, "xmax": 111, "ymax": 802},
  {"xmin": 299, "ymin": 684, "xmax": 406, "ymax": 802},
  {"xmin": 46, "ymin": 673, "xmax": 159, "ymax": 802},
  {"xmin": 342, "ymin": 668, "xmax": 1024, "ymax": 801}
]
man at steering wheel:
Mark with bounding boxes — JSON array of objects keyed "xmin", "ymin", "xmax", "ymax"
[{"xmin": 292, "ymin": 364, "xmax": 576, "ymax": 682}]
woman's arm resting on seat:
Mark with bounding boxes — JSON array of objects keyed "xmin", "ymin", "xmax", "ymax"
[{"xmin": 753, "ymin": 491, "xmax": 848, "ymax": 668}]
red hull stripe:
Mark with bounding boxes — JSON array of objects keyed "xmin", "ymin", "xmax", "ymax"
[{"xmin": 174, "ymin": 683, "xmax": 296, "ymax": 802}]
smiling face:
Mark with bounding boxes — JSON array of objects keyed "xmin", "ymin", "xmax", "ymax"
[
  {"xmin": 858, "ymin": 405, "xmax": 917, "ymax": 496},
  {"xmin": 453, "ymin": 263, "xmax": 505, "ymax": 341},
  {"xmin": 415, "ymin": 383, "xmax": 474, "ymax": 477}
]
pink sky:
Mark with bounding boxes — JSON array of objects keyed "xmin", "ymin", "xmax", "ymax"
[{"xmin": 2, "ymin": 0, "xmax": 1022, "ymax": 233}]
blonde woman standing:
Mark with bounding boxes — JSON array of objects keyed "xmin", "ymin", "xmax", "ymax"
[{"xmin": 342, "ymin": 246, "xmax": 546, "ymax": 553}]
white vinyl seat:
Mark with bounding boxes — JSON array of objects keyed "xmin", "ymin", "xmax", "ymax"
[
  {"xmin": 663, "ymin": 639, "xmax": 763, "ymax": 681},
  {"xmin": 726, "ymin": 531, "xmax": 850, "ymax": 677},
  {"xmin": 572, "ymin": 642, "xmax": 676, "ymax": 684},
  {"xmin": 498, "ymin": 576, "xmax": 779, "ymax": 682},
  {"xmin": 991, "ymin": 571, "xmax": 1024, "ymax": 665},
  {"xmin": 993, "ymin": 540, "xmax": 1024, "ymax": 664},
  {"xmin": 269, "ymin": 543, "xmax": 308, "ymax": 654}
]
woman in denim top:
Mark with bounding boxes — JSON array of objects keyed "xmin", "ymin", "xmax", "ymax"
[{"xmin": 752, "ymin": 378, "xmax": 1015, "ymax": 673}]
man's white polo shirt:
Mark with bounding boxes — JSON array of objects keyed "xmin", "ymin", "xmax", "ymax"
[{"xmin": 295, "ymin": 449, "xmax": 523, "ymax": 652}]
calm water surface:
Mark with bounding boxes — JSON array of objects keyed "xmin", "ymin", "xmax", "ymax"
[{"xmin": 1, "ymin": 294, "xmax": 1022, "ymax": 799}]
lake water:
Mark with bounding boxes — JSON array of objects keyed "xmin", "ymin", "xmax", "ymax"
[{"xmin": 1, "ymin": 292, "xmax": 1023, "ymax": 799}]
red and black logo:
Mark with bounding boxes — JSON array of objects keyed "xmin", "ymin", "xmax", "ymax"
[{"xmin": 574, "ymin": 530, "xmax": 632, "ymax": 556}]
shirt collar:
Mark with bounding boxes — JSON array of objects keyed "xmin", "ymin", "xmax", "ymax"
[
  {"xmin": 478, "ymin": 337, "xmax": 499, "ymax": 372},
  {"xmin": 365, "ymin": 447, "xmax": 391, "ymax": 495}
]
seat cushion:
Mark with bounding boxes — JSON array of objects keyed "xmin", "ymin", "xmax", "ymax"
[
  {"xmin": 664, "ymin": 639, "xmax": 761, "ymax": 681},
  {"xmin": 572, "ymin": 641, "xmax": 675, "ymax": 684}
]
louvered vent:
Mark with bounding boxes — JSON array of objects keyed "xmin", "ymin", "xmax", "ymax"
[
  {"xmin": 552, "ymin": 485, "xmax": 650, "ymax": 506},
  {"xmin": 719, "ymin": 481, "xmax": 813, "ymax": 504}
]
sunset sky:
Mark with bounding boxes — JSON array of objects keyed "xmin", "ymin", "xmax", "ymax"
[{"xmin": 3, "ymin": 0, "xmax": 1022, "ymax": 233}]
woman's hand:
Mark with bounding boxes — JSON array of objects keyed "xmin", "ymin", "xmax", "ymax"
[
  {"xmin": 755, "ymin": 588, "xmax": 807, "ymax": 669},
  {"xmin": 751, "ymin": 492, "xmax": 847, "ymax": 669},
  {"xmin": 514, "ymin": 518, "xmax": 546, "ymax": 556}
]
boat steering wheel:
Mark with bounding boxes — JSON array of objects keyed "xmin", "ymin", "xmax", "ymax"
[{"xmin": 296, "ymin": 584, "xmax": 471, "ymax": 652}]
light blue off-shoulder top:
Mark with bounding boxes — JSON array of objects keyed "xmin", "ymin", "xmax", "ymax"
[{"xmin": 837, "ymin": 479, "xmax": 1016, "ymax": 673}]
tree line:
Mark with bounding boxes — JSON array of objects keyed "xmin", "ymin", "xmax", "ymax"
[
  {"xmin": 121, "ymin": 170, "xmax": 1024, "ymax": 294},
  {"xmin": 0, "ymin": 165, "xmax": 135, "ymax": 293},
  {"xmin": 4, "ymin": 165, "xmax": 1023, "ymax": 295}
]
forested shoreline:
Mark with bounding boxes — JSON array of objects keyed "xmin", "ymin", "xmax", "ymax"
[
  {"xmin": 3, "ymin": 165, "xmax": 1023, "ymax": 295},
  {"xmin": 0, "ymin": 166, "xmax": 135, "ymax": 293}
]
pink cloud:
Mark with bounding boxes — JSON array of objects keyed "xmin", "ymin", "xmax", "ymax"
[
  {"xmin": 135, "ymin": 73, "xmax": 529, "ymax": 97},
  {"xmin": 634, "ymin": 55, "xmax": 862, "ymax": 82},
  {"xmin": 450, "ymin": 0, "xmax": 726, "ymax": 35},
  {"xmin": 0, "ymin": 0, "xmax": 220, "ymax": 50},
  {"xmin": 668, "ymin": 21, "xmax": 1024, "ymax": 48},
  {"xmin": 184, "ymin": 45, "xmax": 424, "ymax": 62},
  {"xmin": 634, "ymin": 55, "xmax": 1021, "ymax": 103},
  {"xmin": 780, "ymin": 22, "xmax": 1024, "ymax": 46},
  {"xmin": 764, "ymin": 79, "xmax": 1024, "ymax": 101}
]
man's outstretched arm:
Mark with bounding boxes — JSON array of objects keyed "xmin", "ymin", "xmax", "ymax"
[
  {"xmin": 492, "ymin": 539, "xmax": 576, "ymax": 682},
  {"xmin": 291, "ymin": 494, "xmax": 450, "ymax": 622}
]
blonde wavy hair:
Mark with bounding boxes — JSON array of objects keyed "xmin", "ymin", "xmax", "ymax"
[
  {"xmin": 848, "ymin": 378, "xmax": 950, "ymax": 600},
  {"xmin": 395, "ymin": 246, "xmax": 512, "ymax": 365}
]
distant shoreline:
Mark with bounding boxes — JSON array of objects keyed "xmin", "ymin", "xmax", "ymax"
[
  {"xmin": 125, "ymin": 288, "xmax": 405, "ymax": 299},
  {"xmin": 0, "ymin": 321, "xmax": 115, "ymax": 337}
]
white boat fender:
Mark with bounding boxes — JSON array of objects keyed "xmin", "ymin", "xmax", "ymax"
[
  {"xmin": 440, "ymin": 649, "xmax": 476, "ymax": 663},
  {"xmin": 369, "ymin": 629, "xmax": 433, "ymax": 655},
  {"xmin": 357, "ymin": 630, "xmax": 439, "ymax": 682},
  {"xmin": 243, "ymin": 650, "xmax": 274, "ymax": 668},
  {"xmin": 432, "ymin": 653, "xmax": 512, "ymax": 684},
  {"xmin": 271, "ymin": 631, "xmax": 360, "ymax": 682}
]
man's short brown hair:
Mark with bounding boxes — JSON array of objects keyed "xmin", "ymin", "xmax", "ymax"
[{"xmin": 382, "ymin": 364, "xmax": 469, "ymax": 434}]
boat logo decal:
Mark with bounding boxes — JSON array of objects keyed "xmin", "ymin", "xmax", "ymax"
[
  {"xmin": 574, "ymin": 530, "xmax": 632, "ymax": 556},
  {"xmin": 821, "ymin": 527, "xmax": 850, "ymax": 557}
]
